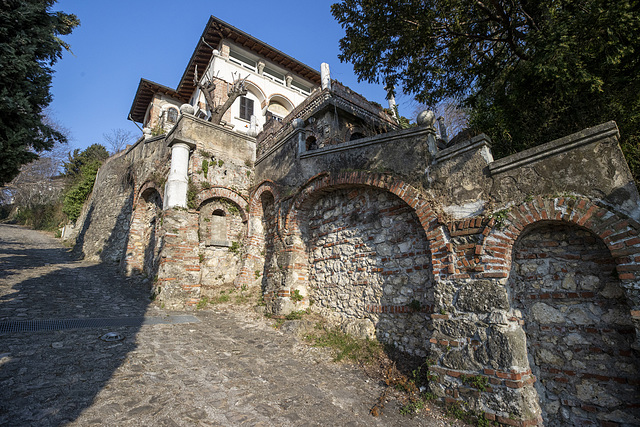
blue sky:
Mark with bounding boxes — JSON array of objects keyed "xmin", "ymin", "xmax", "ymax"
[{"xmin": 49, "ymin": 0, "xmax": 417, "ymax": 152}]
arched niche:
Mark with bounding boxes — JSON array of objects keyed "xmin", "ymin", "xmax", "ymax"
[{"xmin": 507, "ymin": 222, "xmax": 639, "ymax": 426}]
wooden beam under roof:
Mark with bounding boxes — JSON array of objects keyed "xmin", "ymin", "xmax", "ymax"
[
  {"xmin": 175, "ymin": 16, "xmax": 320, "ymax": 99},
  {"xmin": 131, "ymin": 16, "xmax": 322, "ymax": 121}
]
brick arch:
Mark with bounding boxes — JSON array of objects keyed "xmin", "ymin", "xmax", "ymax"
[
  {"xmin": 248, "ymin": 180, "xmax": 281, "ymax": 219},
  {"xmin": 284, "ymin": 171, "xmax": 453, "ymax": 277},
  {"xmin": 480, "ymin": 196, "xmax": 640, "ymax": 283},
  {"xmin": 122, "ymin": 183, "xmax": 163, "ymax": 276},
  {"xmin": 195, "ymin": 187, "xmax": 248, "ymax": 222},
  {"xmin": 235, "ymin": 181, "xmax": 281, "ymax": 288},
  {"xmin": 133, "ymin": 181, "xmax": 163, "ymax": 209},
  {"xmin": 490, "ymin": 197, "xmax": 640, "ymax": 425}
]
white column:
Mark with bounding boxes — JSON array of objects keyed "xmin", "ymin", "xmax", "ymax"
[
  {"xmin": 387, "ymin": 93, "xmax": 397, "ymax": 118},
  {"xmin": 164, "ymin": 142, "xmax": 191, "ymax": 209},
  {"xmin": 321, "ymin": 63, "xmax": 331, "ymax": 91}
]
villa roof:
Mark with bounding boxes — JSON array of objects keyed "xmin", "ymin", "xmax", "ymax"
[
  {"xmin": 129, "ymin": 16, "xmax": 321, "ymax": 123},
  {"xmin": 128, "ymin": 79, "xmax": 185, "ymax": 123}
]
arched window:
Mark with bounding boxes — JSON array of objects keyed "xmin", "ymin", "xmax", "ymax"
[
  {"xmin": 267, "ymin": 100, "xmax": 288, "ymax": 120},
  {"xmin": 166, "ymin": 107, "xmax": 179, "ymax": 124}
]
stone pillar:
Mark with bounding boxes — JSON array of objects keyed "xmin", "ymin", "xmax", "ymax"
[
  {"xmin": 321, "ymin": 63, "xmax": 331, "ymax": 91},
  {"xmin": 417, "ymin": 110, "xmax": 439, "ymax": 156},
  {"xmin": 164, "ymin": 142, "xmax": 191, "ymax": 209},
  {"xmin": 387, "ymin": 93, "xmax": 397, "ymax": 117},
  {"xmin": 292, "ymin": 118, "xmax": 305, "ymax": 156}
]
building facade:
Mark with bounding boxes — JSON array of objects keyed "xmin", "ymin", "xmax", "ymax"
[{"xmin": 71, "ymin": 16, "xmax": 640, "ymax": 426}]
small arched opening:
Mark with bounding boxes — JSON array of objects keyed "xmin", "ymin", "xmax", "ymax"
[
  {"xmin": 350, "ymin": 132, "xmax": 365, "ymax": 141},
  {"xmin": 210, "ymin": 209, "xmax": 227, "ymax": 246},
  {"xmin": 306, "ymin": 135, "xmax": 317, "ymax": 151}
]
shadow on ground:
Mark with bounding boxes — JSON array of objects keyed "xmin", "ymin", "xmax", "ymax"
[{"xmin": 0, "ymin": 224, "xmax": 150, "ymax": 426}]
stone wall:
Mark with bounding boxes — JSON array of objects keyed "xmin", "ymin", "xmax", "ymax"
[
  {"xmin": 509, "ymin": 223, "xmax": 637, "ymax": 425},
  {"xmin": 198, "ymin": 197, "xmax": 246, "ymax": 294},
  {"xmin": 71, "ymin": 136, "xmax": 171, "ymax": 266},
  {"xmin": 247, "ymin": 121, "xmax": 640, "ymax": 426},
  {"xmin": 72, "ymin": 105, "xmax": 640, "ymax": 425},
  {"xmin": 304, "ymin": 187, "xmax": 434, "ymax": 356}
]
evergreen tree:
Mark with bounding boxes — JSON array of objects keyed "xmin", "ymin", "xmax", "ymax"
[
  {"xmin": 63, "ymin": 144, "xmax": 109, "ymax": 181},
  {"xmin": 0, "ymin": 0, "xmax": 79, "ymax": 185},
  {"xmin": 332, "ymin": 0, "xmax": 640, "ymax": 182}
]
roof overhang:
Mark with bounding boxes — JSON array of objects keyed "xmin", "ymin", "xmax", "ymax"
[
  {"xmin": 129, "ymin": 16, "xmax": 322, "ymax": 124},
  {"xmin": 128, "ymin": 78, "xmax": 186, "ymax": 123},
  {"xmin": 175, "ymin": 16, "xmax": 321, "ymax": 100}
]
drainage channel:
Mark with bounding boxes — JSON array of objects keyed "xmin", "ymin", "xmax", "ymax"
[{"xmin": 0, "ymin": 315, "xmax": 200, "ymax": 333}]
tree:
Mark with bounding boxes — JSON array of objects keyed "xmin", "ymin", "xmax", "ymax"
[
  {"xmin": 194, "ymin": 66, "xmax": 248, "ymax": 125},
  {"xmin": 332, "ymin": 0, "xmax": 640, "ymax": 182},
  {"xmin": 61, "ymin": 144, "xmax": 108, "ymax": 222},
  {"xmin": 0, "ymin": 0, "xmax": 79, "ymax": 185},
  {"xmin": 103, "ymin": 128, "xmax": 136, "ymax": 155},
  {"xmin": 63, "ymin": 144, "xmax": 109, "ymax": 180}
]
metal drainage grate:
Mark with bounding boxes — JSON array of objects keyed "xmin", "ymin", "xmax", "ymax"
[{"xmin": 0, "ymin": 315, "xmax": 200, "ymax": 334}]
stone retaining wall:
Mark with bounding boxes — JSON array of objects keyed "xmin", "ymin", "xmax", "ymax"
[{"xmin": 73, "ymin": 112, "xmax": 640, "ymax": 425}]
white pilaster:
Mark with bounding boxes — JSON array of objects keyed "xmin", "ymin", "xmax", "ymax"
[{"xmin": 164, "ymin": 142, "xmax": 191, "ymax": 209}]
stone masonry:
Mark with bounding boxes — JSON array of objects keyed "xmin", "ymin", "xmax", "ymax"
[{"xmin": 72, "ymin": 75, "xmax": 640, "ymax": 425}]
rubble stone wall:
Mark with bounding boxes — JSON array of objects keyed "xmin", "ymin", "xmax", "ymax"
[
  {"xmin": 304, "ymin": 186, "xmax": 434, "ymax": 356},
  {"xmin": 509, "ymin": 223, "xmax": 637, "ymax": 425},
  {"xmin": 73, "ymin": 111, "xmax": 640, "ymax": 425},
  {"xmin": 71, "ymin": 136, "xmax": 171, "ymax": 265}
]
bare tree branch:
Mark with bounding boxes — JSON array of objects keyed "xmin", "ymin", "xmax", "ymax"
[{"xmin": 103, "ymin": 129, "xmax": 135, "ymax": 155}]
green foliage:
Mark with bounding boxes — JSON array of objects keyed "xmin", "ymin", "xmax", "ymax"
[
  {"xmin": 461, "ymin": 374, "xmax": 490, "ymax": 392},
  {"xmin": 222, "ymin": 200, "xmax": 240, "ymax": 215},
  {"xmin": 399, "ymin": 398, "xmax": 426, "ymax": 415},
  {"xmin": 0, "ymin": 1, "xmax": 79, "ymax": 185},
  {"xmin": 150, "ymin": 122, "xmax": 165, "ymax": 136},
  {"xmin": 285, "ymin": 309, "xmax": 309, "ymax": 320},
  {"xmin": 201, "ymin": 159, "xmax": 209, "ymax": 178},
  {"xmin": 255, "ymin": 270, "xmax": 261, "ymax": 279},
  {"xmin": 489, "ymin": 208, "xmax": 510, "ymax": 229},
  {"xmin": 332, "ymin": 0, "xmax": 640, "ymax": 183},
  {"xmin": 186, "ymin": 178, "xmax": 198, "ymax": 210},
  {"xmin": 307, "ymin": 326, "xmax": 382, "ymax": 363},
  {"xmin": 198, "ymin": 149, "xmax": 213, "ymax": 158},
  {"xmin": 196, "ymin": 297, "xmax": 210, "ymax": 309},
  {"xmin": 13, "ymin": 202, "xmax": 65, "ymax": 231},
  {"xmin": 408, "ymin": 299, "xmax": 421, "ymax": 312},
  {"xmin": 445, "ymin": 402, "xmax": 498, "ymax": 426},
  {"xmin": 62, "ymin": 158, "xmax": 102, "ymax": 222},
  {"xmin": 229, "ymin": 241, "xmax": 240, "ymax": 254},
  {"xmin": 290, "ymin": 289, "xmax": 304, "ymax": 303},
  {"xmin": 62, "ymin": 144, "xmax": 109, "ymax": 180}
]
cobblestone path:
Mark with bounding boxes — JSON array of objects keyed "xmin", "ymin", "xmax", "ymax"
[{"xmin": 0, "ymin": 224, "xmax": 460, "ymax": 426}]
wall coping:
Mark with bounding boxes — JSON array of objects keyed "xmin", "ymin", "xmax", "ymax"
[
  {"xmin": 165, "ymin": 114, "xmax": 257, "ymax": 149},
  {"xmin": 434, "ymin": 133, "xmax": 493, "ymax": 163},
  {"xmin": 299, "ymin": 126, "xmax": 434, "ymax": 159},
  {"xmin": 488, "ymin": 121, "xmax": 619, "ymax": 175}
]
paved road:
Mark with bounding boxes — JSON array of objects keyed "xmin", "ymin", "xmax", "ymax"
[{"xmin": 0, "ymin": 224, "xmax": 460, "ymax": 426}]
